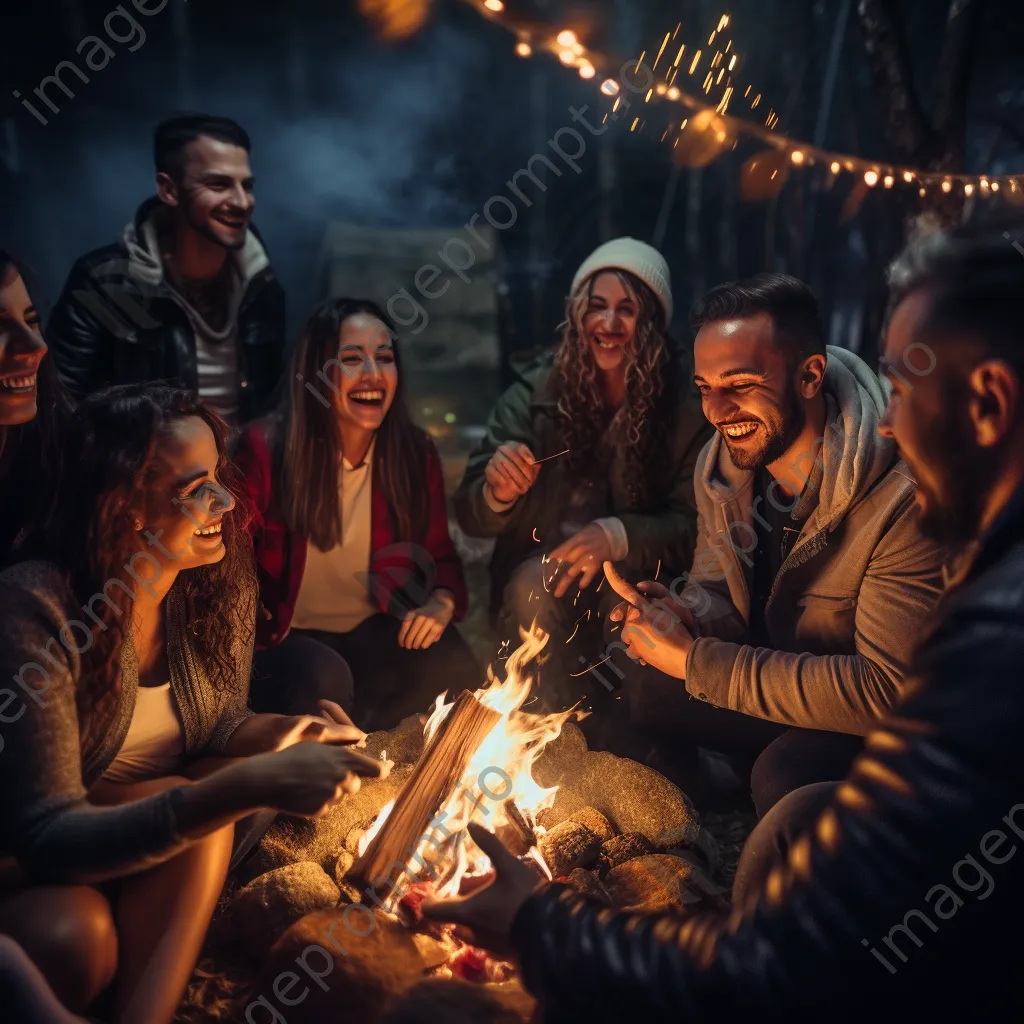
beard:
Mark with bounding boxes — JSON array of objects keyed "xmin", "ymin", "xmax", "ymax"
[
  {"xmin": 724, "ymin": 383, "xmax": 807, "ymax": 471},
  {"xmin": 913, "ymin": 395, "xmax": 997, "ymax": 546},
  {"xmin": 183, "ymin": 199, "xmax": 247, "ymax": 251}
]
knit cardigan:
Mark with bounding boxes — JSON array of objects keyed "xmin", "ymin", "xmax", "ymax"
[{"xmin": 0, "ymin": 560, "xmax": 254, "ymax": 884}]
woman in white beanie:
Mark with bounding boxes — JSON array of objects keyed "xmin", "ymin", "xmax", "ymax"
[{"xmin": 454, "ymin": 238, "xmax": 711, "ymax": 726}]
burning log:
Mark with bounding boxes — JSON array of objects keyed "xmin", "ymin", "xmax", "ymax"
[
  {"xmin": 349, "ymin": 691, "xmax": 502, "ymax": 893},
  {"xmin": 538, "ymin": 818, "xmax": 602, "ymax": 878},
  {"xmin": 495, "ymin": 799, "xmax": 535, "ymax": 858}
]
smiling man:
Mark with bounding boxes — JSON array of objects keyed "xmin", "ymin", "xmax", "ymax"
[
  {"xmin": 614, "ymin": 274, "xmax": 948, "ymax": 816},
  {"xmin": 47, "ymin": 114, "xmax": 285, "ymax": 425}
]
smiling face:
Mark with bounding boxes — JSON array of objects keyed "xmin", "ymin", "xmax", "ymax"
[
  {"xmin": 0, "ymin": 263, "xmax": 47, "ymax": 426},
  {"xmin": 580, "ymin": 271, "xmax": 639, "ymax": 374},
  {"xmin": 158, "ymin": 135, "xmax": 255, "ymax": 250},
  {"xmin": 138, "ymin": 415, "xmax": 237, "ymax": 573},
  {"xmin": 693, "ymin": 312, "xmax": 808, "ymax": 471},
  {"xmin": 330, "ymin": 313, "xmax": 399, "ymax": 437}
]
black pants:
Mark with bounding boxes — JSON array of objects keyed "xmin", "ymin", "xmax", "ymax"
[
  {"xmin": 732, "ymin": 781, "xmax": 838, "ymax": 908},
  {"xmin": 619, "ymin": 663, "xmax": 863, "ymax": 816},
  {"xmin": 251, "ymin": 614, "xmax": 481, "ymax": 732}
]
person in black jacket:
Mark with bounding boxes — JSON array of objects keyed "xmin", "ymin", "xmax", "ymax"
[
  {"xmin": 424, "ymin": 219, "xmax": 1024, "ymax": 1021},
  {"xmin": 46, "ymin": 114, "xmax": 285, "ymax": 425}
]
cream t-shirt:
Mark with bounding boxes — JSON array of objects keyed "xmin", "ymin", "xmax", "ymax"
[
  {"xmin": 102, "ymin": 682, "xmax": 185, "ymax": 785},
  {"xmin": 290, "ymin": 442, "xmax": 378, "ymax": 634}
]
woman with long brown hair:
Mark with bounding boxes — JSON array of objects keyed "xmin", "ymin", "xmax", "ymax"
[
  {"xmin": 455, "ymin": 239, "xmax": 711, "ymax": 729},
  {"xmin": 235, "ymin": 297, "xmax": 478, "ymax": 729},
  {"xmin": 0, "ymin": 384, "xmax": 383, "ymax": 1023}
]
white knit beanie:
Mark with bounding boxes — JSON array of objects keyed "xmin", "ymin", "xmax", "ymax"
[{"xmin": 570, "ymin": 237, "xmax": 673, "ymax": 324}]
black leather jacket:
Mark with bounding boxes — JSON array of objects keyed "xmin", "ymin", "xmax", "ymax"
[
  {"xmin": 46, "ymin": 198, "xmax": 286, "ymax": 423},
  {"xmin": 513, "ymin": 481, "xmax": 1024, "ymax": 1021}
]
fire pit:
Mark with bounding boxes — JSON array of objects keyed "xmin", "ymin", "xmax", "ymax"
[{"xmin": 220, "ymin": 627, "xmax": 722, "ymax": 1023}]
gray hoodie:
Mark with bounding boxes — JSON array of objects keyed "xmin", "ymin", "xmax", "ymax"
[{"xmin": 674, "ymin": 346, "xmax": 949, "ymax": 734}]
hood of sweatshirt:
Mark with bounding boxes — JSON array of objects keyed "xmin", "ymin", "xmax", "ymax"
[
  {"xmin": 121, "ymin": 196, "xmax": 270, "ymax": 297},
  {"xmin": 700, "ymin": 344, "xmax": 896, "ymax": 532}
]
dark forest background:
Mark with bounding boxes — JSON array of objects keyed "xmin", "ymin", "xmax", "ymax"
[{"xmin": 2, "ymin": 0, "xmax": 1022, "ymax": 373}]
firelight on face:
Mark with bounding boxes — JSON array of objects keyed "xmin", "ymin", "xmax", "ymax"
[
  {"xmin": 332, "ymin": 314, "xmax": 399, "ymax": 432},
  {"xmin": 0, "ymin": 264, "xmax": 47, "ymax": 427},
  {"xmin": 581, "ymin": 271, "xmax": 639, "ymax": 373}
]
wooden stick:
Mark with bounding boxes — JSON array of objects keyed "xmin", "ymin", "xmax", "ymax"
[
  {"xmin": 349, "ymin": 691, "xmax": 501, "ymax": 891},
  {"xmin": 528, "ymin": 448, "xmax": 570, "ymax": 466},
  {"xmin": 496, "ymin": 799, "xmax": 536, "ymax": 858}
]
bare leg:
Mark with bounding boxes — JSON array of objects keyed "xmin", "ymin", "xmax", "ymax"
[
  {"xmin": 0, "ymin": 884, "xmax": 118, "ymax": 1012},
  {"xmin": 91, "ymin": 774, "xmax": 235, "ymax": 1024}
]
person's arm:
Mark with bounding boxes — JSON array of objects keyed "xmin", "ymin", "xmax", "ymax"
[
  {"xmin": 684, "ymin": 495, "xmax": 947, "ymax": 733},
  {"xmin": 615, "ymin": 408, "xmax": 712, "ymax": 575},
  {"xmin": 45, "ymin": 258, "xmax": 117, "ymax": 401},
  {"xmin": 423, "ymin": 440, "xmax": 469, "ymax": 621},
  {"xmin": 453, "ymin": 380, "xmax": 536, "ymax": 538},
  {"xmin": 509, "ymin": 603, "xmax": 1024, "ymax": 1019}
]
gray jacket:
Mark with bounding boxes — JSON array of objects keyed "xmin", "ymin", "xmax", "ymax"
[
  {"xmin": 0, "ymin": 560, "xmax": 254, "ymax": 883},
  {"xmin": 679, "ymin": 346, "xmax": 949, "ymax": 734}
]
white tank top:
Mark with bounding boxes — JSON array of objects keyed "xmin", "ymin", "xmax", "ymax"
[{"xmin": 102, "ymin": 682, "xmax": 185, "ymax": 784}]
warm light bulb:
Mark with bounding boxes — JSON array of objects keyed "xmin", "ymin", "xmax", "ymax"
[
  {"xmin": 655, "ymin": 82, "xmax": 668, "ymax": 95},
  {"xmin": 980, "ymin": 178, "xmax": 990, "ymax": 190},
  {"xmin": 941, "ymin": 180, "xmax": 952, "ymax": 193},
  {"xmin": 919, "ymin": 187, "xmax": 926, "ymax": 197},
  {"xmin": 558, "ymin": 49, "xmax": 576, "ymax": 65},
  {"xmin": 579, "ymin": 62, "xmax": 596, "ymax": 79},
  {"xmin": 864, "ymin": 170, "xmax": 879, "ymax": 187},
  {"xmin": 515, "ymin": 41, "xmax": 532, "ymax": 57},
  {"xmin": 883, "ymin": 174, "xmax": 895, "ymax": 189},
  {"xmin": 902, "ymin": 171, "xmax": 914, "ymax": 183},
  {"xmin": 557, "ymin": 30, "xmax": 577, "ymax": 47},
  {"xmin": 991, "ymin": 181, "xmax": 1000, "ymax": 192},
  {"xmin": 830, "ymin": 161, "xmax": 841, "ymax": 174},
  {"xmin": 790, "ymin": 150, "xmax": 805, "ymax": 165},
  {"xmin": 964, "ymin": 183, "xmax": 974, "ymax": 196},
  {"xmin": 667, "ymin": 86, "xmax": 680, "ymax": 100},
  {"xmin": 600, "ymin": 79, "xmax": 620, "ymax": 96},
  {"xmin": 484, "ymin": 0, "xmax": 504, "ymax": 10}
]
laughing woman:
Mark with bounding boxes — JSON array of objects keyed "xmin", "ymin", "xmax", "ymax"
[
  {"xmin": 0, "ymin": 384, "xmax": 383, "ymax": 1024},
  {"xmin": 455, "ymin": 238, "xmax": 712, "ymax": 722},
  {"xmin": 0, "ymin": 250, "xmax": 69, "ymax": 558},
  {"xmin": 235, "ymin": 297, "xmax": 479, "ymax": 731}
]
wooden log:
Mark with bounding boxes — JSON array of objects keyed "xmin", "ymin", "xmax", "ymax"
[
  {"xmin": 349, "ymin": 691, "xmax": 501, "ymax": 894},
  {"xmin": 495, "ymin": 799, "xmax": 535, "ymax": 858}
]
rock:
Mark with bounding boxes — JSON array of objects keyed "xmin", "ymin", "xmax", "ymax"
[
  {"xmin": 364, "ymin": 713, "xmax": 427, "ymax": 767},
  {"xmin": 538, "ymin": 819, "xmax": 601, "ymax": 878},
  {"xmin": 381, "ymin": 978, "xmax": 524, "ymax": 1022},
  {"xmin": 226, "ymin": 862, "xmax": 339, "ymax": 964},
  {"xmin": 536, "ymin": 743, "xmax": 701, "ymax": 849},
  {"xmin": 334, "ymin": 849, "xmax": 354, "ymax": 883},
  {"xmin": 344, "ymin": 822, "xmax": 372, "ymax": 855},
  {"xmin": 604, "ymin": 854, "xmax": 713, "ymax": 913},
  {"xmin": 597, "ymin": 832, "xmax": 655, "ymax": 874},
  {"xmin": 565, "ymin": 868, "xmax": 612, "ymax": 904},
  {"xmin": 533, "ymin": 722, "xmax": 589, "ymax": 788},
  {"xmin": 259, "ymin": 909, "xmax": 448, "ymax": 1021},
  {"xmin": 566, "ymin": 806, "xmax": 616, "ymax": 843},
  {"xmin": 250, "ymin": 763, "xmax": 416, "ymax": 876}
]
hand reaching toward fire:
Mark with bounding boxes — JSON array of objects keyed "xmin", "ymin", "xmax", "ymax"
[
  {"xmin": 399, "ymin": 590, "xmax": 456, "ymax": 649},
  {"xmin": 224, "ymin": 704, "xmax": 366, "ymax": 757},
  {"xmin": 604, "ymin": 562, "xmax": 695, "ymax": 679},
  {"xmin": 422, "ymin": 822, "xmax": 545, "ymax": 956},
  {"xmin": 548, "ymin": 523, "xmax": 613, "ymax": 598}
]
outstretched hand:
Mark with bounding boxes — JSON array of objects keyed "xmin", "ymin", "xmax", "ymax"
[
  {"xmin": 422, "ymin": 822, "xmax": 546, "ymax": 957},
  {"xmin": 604, "ymin": 562, "xmax": 694, "ymax": 679}
]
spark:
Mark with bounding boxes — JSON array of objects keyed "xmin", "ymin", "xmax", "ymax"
[
  {"xmin": 528, "ymin": 590, "xmax": 534, "ymax": 602},
  {"xmin": 655, "ymin": 559, "xmax": 661, "ymax": 580},
  {"xmin": 596, "ymin": 576, "xmax": 606, "ymax": 592},
  {"xmin": 653, "ymin": 31, "xmax": 670, "ymax": 70},
  {"xmin": 673, "ymin": 43, "xmax": 686, "ymax": 67},
  {"xmin": 570, "ymin": 655, "xmax": 613, "ymax": 677},
  {"xmin": 532, "ymin": 527, "xmax": 540, "ymax": 543},
  {"xmin": 565, "ymin": 621, "xmax": 581, "ymax": 644},
  {"xmin": 689, "ymin": 49, "xmax": 701, "ymax": 73}
]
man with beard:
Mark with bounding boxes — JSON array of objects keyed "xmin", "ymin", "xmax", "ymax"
[
  {"xmin": 423, "ymin": 217, "xmax": 1024, "ymax": 1024},
  {"xmin": 608, "ymin": 273, "xmax": 948, "ymax": 816},
  {"xmin": 47, "ymin": 114, "xmax": 285, "ymax": 425}
]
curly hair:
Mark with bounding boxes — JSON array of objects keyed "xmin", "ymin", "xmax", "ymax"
[
  {"xmin": 39, "ymin": 385, "xmax": 255, "ymax": 759},
  {"xmin": 553, "ymin": 269, "xmax": 678, "ymax": 510}
]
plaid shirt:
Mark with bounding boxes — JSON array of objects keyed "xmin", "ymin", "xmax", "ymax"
[{"xmin": 234, "ymin": 421, "xmax": 468, "ymax": 649}]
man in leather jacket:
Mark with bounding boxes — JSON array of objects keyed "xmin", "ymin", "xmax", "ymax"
[
  {"xmin": 424, "ymin": 220, "xmax": 1024, "ymax": 1020},
  {"xmin": 46, "ymin": 114, "xmax": 285, "ymax": 426}
]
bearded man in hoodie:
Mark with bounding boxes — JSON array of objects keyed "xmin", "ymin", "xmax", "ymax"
[
  {"xmin": 609, "ymin": 274, "xmax": 948, "ymax": 816},
  {"xmin": 47, "ymin": 114, "xmax": 285, "ymax": 425}
]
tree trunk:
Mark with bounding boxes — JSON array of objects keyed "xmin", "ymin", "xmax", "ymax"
[{"xmin": 932, "ymin": 0, "xmax": 987, "ymax": 169}]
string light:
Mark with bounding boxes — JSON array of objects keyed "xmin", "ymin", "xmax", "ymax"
[
  {"xmin": 600, "ymin": 79, "xmax": 620, "ymax": 96},
  {"xmin": 992, "ymin": 181, "xmax": 1001, "ymax": 192},
  {"xmin": 830, "ymin": 161, "xmax": 841, "ymax": 174},
  {"xmin": 556, "ymin": 29, "xmax": 577, "ymax": 47},
  {"xmin": 483, "ymin": 0, "xmax": 504, "ymax": 10},
  {"xmin": 515, "ymin": 40, "xmax": 531, "ymax": 58},
  {"xmin": 902, "ymin": 171, "xmax": 914, "ymax": 183},
  {"xmin": 964, "ymin": 183, "xmax": 975, "ymax": 196},
  {"xmin": 558, "ymin": 48, "xmax": 576, "ymax": 65},
  {"xmin": 579, "ymin": 62, "xmax": 596, "ymax": 80},
  {"xmin": 941, "ymin": 180, "xmax": 953, "ymax": 193},
  {"xmin": 883, "ymin": 174, "xmax": 895, "ymax": 189},
  {"xmin": 790, "ymin": 150, "xmax": 805, "ymax": 165},
  {"xmin": 864, "ymin": 170, "xmax": 879, "ymax": 187}
]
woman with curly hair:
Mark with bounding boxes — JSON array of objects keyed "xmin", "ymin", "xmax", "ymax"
[
  {"xmin": 455, "ymin": 239, "xmax": 711, "ymax": 724},
  {"xmin": 0, "ymin": 384, "xmax": 383, "ymax": 1023}
]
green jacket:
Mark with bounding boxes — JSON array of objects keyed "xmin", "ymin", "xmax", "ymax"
[{"xmin": 454, "ymin": 349, "xmax": 713, "ymax": 616}]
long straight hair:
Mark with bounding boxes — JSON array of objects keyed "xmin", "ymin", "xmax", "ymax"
[
  {"xmin": 0, "ymin": 249, "xmax": 71, "ymax": 558},
  {"xmin": 271, "ymin": 298, "xmax": 429, "ymax": 550}
]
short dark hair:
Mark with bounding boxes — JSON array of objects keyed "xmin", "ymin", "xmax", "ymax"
[
  {"xmin": 153, "ymin": 113, "xmax": 251, "ymax": 179},
  {"xmin": 886, "ymin": 219, "xmax": 1024, "ymax": 374},
  {"xmin": 691, "ymin": 273, "xmax": 825, "ymax": 362}
]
